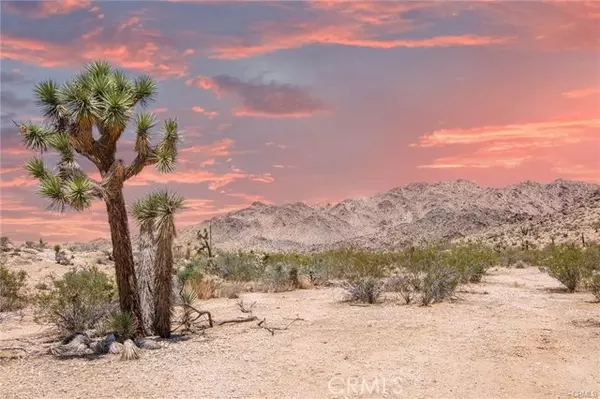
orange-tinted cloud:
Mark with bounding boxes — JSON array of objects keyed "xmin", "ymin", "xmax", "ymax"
[
  {"xmin": 191, "ymin": 106, "xmax": 218, "ymax": 119},
  {"xmin": 0, "ymin": 23, "xmax": 192, "ymax": 79},
  {"xmin": 412, "ymin": 118, "xmax": 600, "ymax": 148},
  {"xmin": 414, "ymin": 118, "xmax": 600, "ymax": 171},
  {"xmin": 0, "ymin": 176, "xmax": 37, "ymax": 188},
  {"xmin": 2, "ymin": 0, "xmax": 92, "ymax": 19},
  {"xmin": 187, "ymin": 74, "xmax": 329, "ymax": 118},
  {"xmin": 124, "ymin": 162, "xmax": 274, "ymax": 191},
  {"xmin": 472, "ymin": 1, "xmax": 600, "ymax": 51},
  {"xmin": 563, "ymin": 87, "xmax": 600, "ymax": 99},
  {"xmin": 209, "ymin": 23, "xmax": 511, "ymax": 60},
  {"xmin": 180, "ymin": 138, "xmax": 235, "ymax": 157}
]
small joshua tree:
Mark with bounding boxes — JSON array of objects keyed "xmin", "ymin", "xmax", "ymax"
[
  {"xmin": 19, "ymin": 61, "xmax": 180, "ymax": 334},
  {"xmin": 132, "ymin": 191, "xmax": 184, "ymax": 338}
]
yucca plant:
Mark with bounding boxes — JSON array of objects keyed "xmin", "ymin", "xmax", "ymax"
[
  {"xmin": 131, "ymin": 190, "xmax": 184, "ymax": 338},
  {"xmin": 178, "ymin": 289, "xmax": 197, "ymax": 331},
  {"xmin": 18, "ymin": 61, "xmax": 181, "ymax": 335},
  {"xmin": 110, "ymin": 311, "xmax": 138, "ymax": 341}
]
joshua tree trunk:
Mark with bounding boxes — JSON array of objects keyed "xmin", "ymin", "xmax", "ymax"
[
  {"xmin": 136, "ymin": 223, "xmax": 156, "ymax": 336},
  {"xmin": 153, "ymin": 238, "xmax": 174, "ymax": 338},
  {"xmin": 105, "ymin": 190, "xmax": 143, "ymax": 329}
]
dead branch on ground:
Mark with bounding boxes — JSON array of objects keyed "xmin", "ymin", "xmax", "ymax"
[
  {"xmin": 216, "ymin": 315, "xmax": 258, "ymax": 325},
  {"xmin": 257, "ymin": 317, "xmax": 304, "ymax": 336},
  {"xmin": 236, "ymin": 298, "xmax": 256, "ymax": 313}
]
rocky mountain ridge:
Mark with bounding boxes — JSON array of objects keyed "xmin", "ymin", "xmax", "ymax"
[{"xmin": 177, "ymin": 179, "xmax": 600, "ymax": 252}]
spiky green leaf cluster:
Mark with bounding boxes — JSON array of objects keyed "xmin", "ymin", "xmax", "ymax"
[
  {"xmin": 155, "ymin": 119, "xmax": 180, "ymax": 173},
  {"xmin": 131, "ymin": 190, "xmax": 185, "ymax": 241},
  {"xmin": 21, "ymin": 60, "xmax": 179, "ymax": 213}
]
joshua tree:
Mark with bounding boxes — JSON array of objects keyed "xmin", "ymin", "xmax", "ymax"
[
  {"xmin": 132, "ymin": 191, "xmax": 184, "ymax": 338},
  {"xmin": 18, "ymin": 61, "xmax": 180, "ymax": 332},
  {"xmin": 131, "ymin": 198, "xmax": 158, "ymax": 335}
]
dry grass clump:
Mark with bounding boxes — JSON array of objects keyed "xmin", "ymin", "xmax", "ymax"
[
  {"xmin": 342, "ymin": 277, "xmax": 384, "ymax": 304},
  {"xmin": 420, "ymin": 266, "xmax": 460, "ymax": 306},
  {"xmin": 218, "ymin": 281, "xmax": 246, "ymax": 299},
  {"xmin": 385, "ymin": 274, "xmax": 419, "ymax": 304}
]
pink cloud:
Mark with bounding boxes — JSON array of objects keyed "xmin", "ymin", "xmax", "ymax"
[
  {"xmin": 180, "ymin": 138, "xmax": 235, "ymax": 157},
  {"xmin": 412, "ymin": 118, "xmax": 600, "ymax": 148},
  {"xmin": 2, "ymin": 0, "xmax": 92, "ymax": 19},
  {"xmin": 191, "ymin": 106, "xmax": 219, "ymax": 119},
  {"xmin": 414, "ymin": 117, "xmax": 600, "ymax": 173},
  {"xmin": 0, "ymin": 16, "xmax": 193, "ymax": 79}
]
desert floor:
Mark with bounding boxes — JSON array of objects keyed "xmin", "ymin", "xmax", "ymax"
[{"xmin": 1, "ymin": 266, "xmax": 599, "ymax": 399}]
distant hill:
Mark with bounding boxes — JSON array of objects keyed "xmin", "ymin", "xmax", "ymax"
[{"xmin": 177, "ymin": 179, "xmax": 600, "ymax": 252}]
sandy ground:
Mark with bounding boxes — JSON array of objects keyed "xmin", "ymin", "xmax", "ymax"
[{"xmin": 1, "ymin": 266, "xmax": 599, "ymax": 399}]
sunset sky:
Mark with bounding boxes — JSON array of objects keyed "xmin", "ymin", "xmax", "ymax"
[{"xmin": 1, "ymin": 0, "xmax": 599, "ymax": 243}]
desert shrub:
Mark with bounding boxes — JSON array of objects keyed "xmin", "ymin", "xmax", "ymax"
[
  {"xmin": 219, "ymin": 281, "xmax": 245, "ymax": 299},
  {"xmin": 538, "ymin": 244, "xmax": 588, "ymax": 292},
  {"xmin": 420, "ymin": 266, "xmax": 459, "ymax": 306},
  {"xmin": 35, "ymin": 281, "xmax": 50, "ymax": 290},
  {"xmin": 24, "ymin": 241, "xmax": 36, "ymax": 249},
  {"xmin": 297, "ymin": 250, "xmax": 398, "ymax": 281},
  {"xmin": 583, "ymin": 243, "xmax": 600, "ymax": 273},
  {"xmin": 215, "ymin": 252, "xmax": 265, "ymax": 281},
  {"xmin": 444, "ymin": 244, "xmax": 497, "ymax": 283},
  {"xmin": 35, "ymin": 265, "xmax": 117, "ymax": 333},
  {"xmin": 0, "ymin": 265, "xmax": 28, "ymax": 312},
  {"xmin": 385, "ymin": 274, "xmax": 419, "ymax": 304},
  {"xmin": 109, "ymin": 311, "xmax": 138, "ymax": 341},
  {"xmin": 53, "ymin": 244, "xmax": 61, "ymax": 253},
  {"xmin": 259, "ymin": 263, "xmax": 298, "ymax": 293},
  {"xmin": 176, "ymin": 258, "xmax": 204, "ymax": 285},
  {"xmin": 342, "ymin": 277, "xmax": 384, "ymax": 304},
  {"xmin": 187, "ymin": 275, "xmax": 221, "ymax": 299},
  {"xmin": 589, "ymin": 274, "xmax": 600, "ymax": 302},
  {"xmin": 1, "ymin": 236, "xmax": 12, "ymax": 250}
]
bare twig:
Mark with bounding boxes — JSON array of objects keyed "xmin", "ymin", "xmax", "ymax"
[
  {"xmin": 236, "ymin": 298, "xmax": 256, "ymax": 314},
  {"xmin": 181, "ymin": 304, "xmax": 213, "ymax": 327},
  {"xmin": 0, "ymin": 346, "xmax": 29, "ymax": 353},
  {"xmin": 257, "ymin": 317, "xmax": 303, "ymax": 336},
  {"xmin": 216, "ymin": 316, "xmax": 258, "ymax": 326}
]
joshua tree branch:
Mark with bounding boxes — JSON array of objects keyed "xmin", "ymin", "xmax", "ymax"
[{"xmin": 124, "ymin": 149, "xmax": 157, "ymax": 181}]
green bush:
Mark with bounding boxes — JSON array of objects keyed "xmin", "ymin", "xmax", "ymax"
[
  {"xmin": 260, "ymin": 262, "xmax": 298, "ymax": 293},
  {"xmin": 583, "ymin": 243, "xmax": 600, "ymax": 274},
  {"xmin": 0, "ymin": 264, "xmax": 28, "ymax": 312},
  {"xmin": 538, "ymin": 245, "xmax": 588, "ymax": 292},
  {"xmin": 176, "ymin": 258, "xmax": 204, "ymax": 286},
  {"xmin": 444, "ymin": 244, "xmax": 498, "ymax": 283},
  {"xmin": 35, "ymin": 265, "xmax": 117, "ymax": 333},
  {"xmin": 215, "ymin": 252, "xmax": 265, "ymax": 281}
]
